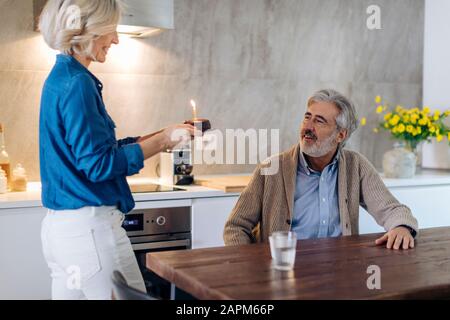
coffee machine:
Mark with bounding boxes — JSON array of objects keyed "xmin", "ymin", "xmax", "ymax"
[{"xmin": 160, "ymin": 148, "xmax": 194, "ymax": 186}]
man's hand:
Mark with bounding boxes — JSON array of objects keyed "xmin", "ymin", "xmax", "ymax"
[{"xmin": 375, "ymin": 226, "xmax": 415, "ymax": 250}]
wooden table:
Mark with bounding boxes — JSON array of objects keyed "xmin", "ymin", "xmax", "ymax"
[{"xmin": 146, "ymin": 227, "xmax": 450, "ymax": 299}]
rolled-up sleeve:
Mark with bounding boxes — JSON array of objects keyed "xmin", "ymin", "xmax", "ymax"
[
  {"xmin": 359, "ymin": 156, "xmax": 418, "ymax": 234},
  {"xmin": 121, "ymin": 143, "xmax": 144, "ymax": 176},
  {"xmin": 118, "ymin": 136, "xmax": 140, "ymax": 147},
  {"xmin": 60, "ymin": 74, "xmax": 144, "ymax": 182}
]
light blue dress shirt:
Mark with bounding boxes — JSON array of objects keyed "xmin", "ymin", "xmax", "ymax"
[{"xmin": 291, "ymin": 151, "xmax": 342, "ymax": 240}]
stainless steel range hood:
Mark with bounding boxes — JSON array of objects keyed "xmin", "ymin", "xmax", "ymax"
[
  {"xmin": 34, "ymin": 0, "xmax": 174, "ymax": 38},
  {"xmin": 118, "ymin": 0, "xmax": 174, "ymax": 37}
]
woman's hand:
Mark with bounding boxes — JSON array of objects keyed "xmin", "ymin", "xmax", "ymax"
[
  {"xmin": 138, "ymin": 124, "xmax": 196, "ymax": 160},
  {"xmin": 136, "ymin": 130, "xmax": 163, "ymax": 143},
  {"xmin": 158, "ymin": 124, "xmax": 196, "ymax": 151}
]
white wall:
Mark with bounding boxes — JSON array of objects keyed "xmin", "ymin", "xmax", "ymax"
[
  {"xmin": 423, "ymin": 0, "xmax": 450, "ymax": 108},
  {"xmin": 421, "ymin": 0, "xmax": 450, "ymax": 169},
  {"xmin": 0, "ymin": 0, "xmax": 425, "ymax": 179}
]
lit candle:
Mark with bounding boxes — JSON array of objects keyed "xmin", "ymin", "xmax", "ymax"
[
  {"xmin": 190, "ymin": 99, "xmax": 198, "ymax": 120},
  {"xmin": 185, "ymin": 99, "xmax": 211, "ymax": 133}
]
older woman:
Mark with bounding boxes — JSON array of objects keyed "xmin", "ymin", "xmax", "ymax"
[{"xmin": 38, "ymin": 0, "xmax": 194, "ymax": 300}]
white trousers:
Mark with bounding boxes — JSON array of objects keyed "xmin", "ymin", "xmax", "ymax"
[{"xmin": 40, "ymin": 206, "xmax": 146, "ymax": 300}]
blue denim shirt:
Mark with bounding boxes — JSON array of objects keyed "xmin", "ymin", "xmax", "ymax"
[
  {"xmin": 291, "ymin": 151, "xmax": 342, "ymax": 239},
  {"xmin": 39, "ymin": 54, "xmax": 144, "ymax": 213}
]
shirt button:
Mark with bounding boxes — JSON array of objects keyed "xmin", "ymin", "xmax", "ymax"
[
  {"xmin": 322, "ymin": 220, "xmax": 326, "ymax": 224},
  {"xmin": 322, "ymin": 197, "xmax": 326, "ymax": 202}
]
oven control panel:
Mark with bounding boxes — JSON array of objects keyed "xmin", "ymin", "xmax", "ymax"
[{"xmin": 122, "ymin": 207, "xmax": 191, "ymax": 237}]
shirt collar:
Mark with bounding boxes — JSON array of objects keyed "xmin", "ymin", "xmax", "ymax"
[
  {"xmin": 298, "ymin": 148, "xmax": 340, "ymax": 175},
  {"xmin": 56, "ymin": 54, "xmax": 103, "ymax": 91}
]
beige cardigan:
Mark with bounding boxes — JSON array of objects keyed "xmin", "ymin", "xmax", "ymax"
[{"xmin": 223, "ymin": 144, "xmax": 418, "ymax": 245}]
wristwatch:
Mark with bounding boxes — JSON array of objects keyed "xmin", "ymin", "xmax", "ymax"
[{"xmin": 398, "ymin": 225, "xmax": 417, "ymax": 238}]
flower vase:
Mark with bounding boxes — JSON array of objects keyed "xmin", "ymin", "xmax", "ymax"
[
  {"xmin": 406, "ymin": 141, "xmax": 422, "ymax": 169},
  {"xmin": 382, "ymin": 141, "xmax": 417, "ymax": 178}
]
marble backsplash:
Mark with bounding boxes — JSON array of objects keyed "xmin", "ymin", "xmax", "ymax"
[{"xmin": 0, "ymin": 0, "xmax": 424, "ymax": 181}]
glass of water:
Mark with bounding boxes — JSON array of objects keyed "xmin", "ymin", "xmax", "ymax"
[{"xmin": 269, "ymin": 231, "xmax": 297, "ymax": 271}]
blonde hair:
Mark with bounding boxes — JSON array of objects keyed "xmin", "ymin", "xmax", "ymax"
[{"xmin": 39, "ymin": 0, "xmax": 122, "ymax": 57}]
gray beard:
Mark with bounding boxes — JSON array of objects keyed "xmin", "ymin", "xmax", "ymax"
[{"xmin": 300, "ymin": 131, "xmax": 339, "ymax": 157}]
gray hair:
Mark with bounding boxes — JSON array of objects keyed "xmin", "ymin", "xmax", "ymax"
[
  {"xmin": 307, "ymin": 89, "xmax": 358, "ymax": 147},
  {"xmin": 39, "ymin": 0, "xmax": 122, "ymax": 58}
]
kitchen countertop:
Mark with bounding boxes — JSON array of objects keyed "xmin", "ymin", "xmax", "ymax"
[
  {"xmin": 381, "ymin": 169, "xmax": 450, "ymax": 187},
  {"xmin": 0, "ymin": 177, "xmax": 240, "ymax": 210},
  {"xmin": 1, "ymin": 169, "xmax": 450, "ymax": 210}
]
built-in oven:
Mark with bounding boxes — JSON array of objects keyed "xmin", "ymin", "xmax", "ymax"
[{"xmin": 122, "ymin": 206, "xmax": 191, "ymax": 299}]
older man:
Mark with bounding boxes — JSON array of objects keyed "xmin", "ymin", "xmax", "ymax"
[{"xmin": 224, "ymin": 89, "xmax": 418, "ymax": 250}]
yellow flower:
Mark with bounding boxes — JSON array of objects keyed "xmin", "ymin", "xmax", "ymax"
[
  {"xmin": 416, "ymin": 126, "xmax": 422, "ymax": 134},
  {"xmin": 418, "ymin": 118, "xmax": 428, "ymax": 126},
  {"xmin": 384, "ymin": 113, "xmax": 392, "ymax": 121},
  {"xmin": 437, "ymin": 135, "xmax": 443, "ymax": 142},
  {"xmin": 445, "ymin": 110, "xmax": 450, "ymax": 117},
  {"xmin": 423, "ymin": 106, "xmax": 431, "ymax": 114},
  {"xmin": 373, "ymin": 128, "xmax": 379, "ymax": 133},
  {"xmin": 375, "ymin": 96, "xmax": 382, "ymax": 104},
  {"xmin": 403, "ymin": 115, "xmax": 410, "ymax": 123},
  {"xmin": 433, "ymin": 111, "xmax": 440, "ymax": 121},
  {"xmin": 430, "ymin": 126, "xmax": 436, "ymax": 133},
  {"xmin": 360, "ymin": 117, "xmax": 367, "ymax": 126},
  {"xmin": 406, "ymin": 125, "xmax": 414, "ymax": 133},
  {"xmin": 448, "ymin": 132, "xmax": 450, "ymax": 140},
  {"xmin": 384, "ymin": 123, "xmax": 390, "ymax": 129},
  {"xmin": 397, "ymin": 123, "xmax": 406, "ymax": 133},
  {"xmin": 412, "ymin": 129, "xmax": 418, "ymax": 136},
  {"xmin": 396, "ymin": 105, "xmax": 403, "ymax": 113},
  {"xmin": 389, "ymin": 115, "xmax": 400, "ymax": 126},
  {"xmin": 376, "ymin": 106, "xmax": 384, "ymax": 114}
]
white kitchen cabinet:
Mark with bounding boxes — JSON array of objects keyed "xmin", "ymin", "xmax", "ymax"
[
  {"xmin": 0, "ymin": 196, "xmax": 238, "ymax": 300},
  {"xmin": 0, "ymin": 207, "xmax": 51, "ymax": 300},
  {"xmin": 191, "ymin": 196, "xmax": 239, "ymax": 249},
  {"xmin": 359, "ymin": 184, "xmax": 450, "ymax": 234}
]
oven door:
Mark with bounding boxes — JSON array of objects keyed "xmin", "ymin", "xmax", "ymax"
[
  {"xmin": 131, "ymin": 234, "xmax": 191, "ymax": 300},
  {"xmin": 122, "ymin": 207, "xmax": 192, "ymax": 299}
]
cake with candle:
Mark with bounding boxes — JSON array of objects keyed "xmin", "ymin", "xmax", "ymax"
[{"xmin": 184, "ymin": 99, "xmax": 212, "ymax": 133}]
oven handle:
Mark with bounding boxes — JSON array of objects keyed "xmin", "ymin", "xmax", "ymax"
[{"xmin": 131, "ymin": 239, "xmax": 191, "ymax": 251}]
